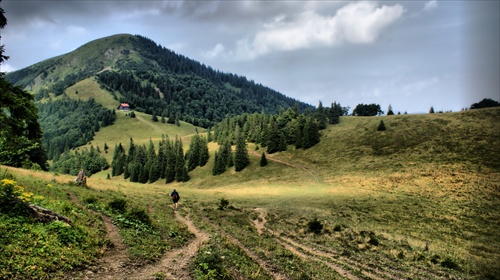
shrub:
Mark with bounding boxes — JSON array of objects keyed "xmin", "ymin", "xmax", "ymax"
[
  {"xmin": 108, "ymin": 198, "xmax": 127, "ymax": 213},
  {"xmin": 218, "ymin": 198, "xmax": 229, "ymax": 210},
  {"xmin": 377, "ymin": 120, "xmax": 386, "ymax": 131},
  {"xmin": 125, "ymin": 207, "xmax": 151, "ymax": 226},
  {"xmin": 307, "ymin": 217, "xmax": 323, "ymax": 234}
]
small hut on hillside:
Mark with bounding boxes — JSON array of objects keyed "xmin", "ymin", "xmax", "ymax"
[{"xmin": 117, "ymin": 103, "xmax": 130, "ymax": 111}]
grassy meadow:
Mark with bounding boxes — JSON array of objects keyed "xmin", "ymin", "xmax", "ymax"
[{"xmin": 1, "ymin": 107, "xmax": 499, "ymax": 279}]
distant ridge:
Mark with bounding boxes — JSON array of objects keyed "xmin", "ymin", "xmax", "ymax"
[{"xmin": 6, "ymin": 34, "xmax": 313, "ymax": 127}]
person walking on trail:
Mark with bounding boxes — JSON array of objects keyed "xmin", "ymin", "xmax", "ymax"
[{"xmin": 170, "ymin": 189, "xmax": 180, "ymax": 210}]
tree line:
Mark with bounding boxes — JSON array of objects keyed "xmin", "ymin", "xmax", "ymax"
[
  {"xmin": 37, "ymin": 97, "xmax": 116, "ymax": 160},
  {"xmin": 111, "ymin": 135, "xmax": 209, "ymax": 184}
]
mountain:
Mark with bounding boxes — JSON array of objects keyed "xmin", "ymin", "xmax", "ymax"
[{"xmin": 6, "ymin": 34, "xmax": 313, "ymax": 127}]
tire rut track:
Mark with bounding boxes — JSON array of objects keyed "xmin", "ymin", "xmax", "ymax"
[
  {"xmin": 200, "ymin": 212, "xmax": 289, "ymax": 280},
  {"xmin": 252, "ymin": 208, "xmax": 411, "ymax": 280}
]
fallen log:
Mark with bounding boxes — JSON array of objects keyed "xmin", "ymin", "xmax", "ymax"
[{"xmin": 29, "ymin": 204, "xmax": 72, "ymax": 225}]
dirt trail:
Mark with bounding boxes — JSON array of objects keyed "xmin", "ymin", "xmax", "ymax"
[
  {"xmin": 127, "ymin": 211, "xmax": 210, "ymax": 280},
  {"xmin": 64, "ymin": 191, "xmax": 129, "ymax": 280},
  {"xmin": 250, "ymin": 152, "xmax": 321, "ymax": 182},
  {"xmin": 64, "ymin": 192, "xmax": 209, "ymax": 280}
]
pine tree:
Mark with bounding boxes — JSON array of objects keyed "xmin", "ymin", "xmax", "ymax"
[
  {"xmin": 315, "ymin": 101, "xmax": 327, "ymax": 130},
  {"xmin": 187, "ymin": 134, "xmax": 201, "ymax": 171},
  {"xmin": 174, "ymin": 137, "xmax": 186, "ymax": 182},
  {"xmin": 165, "ymin": 138, "xmax": 176, "ymax": 183},
  {"xmin": 234, "ymin": 124, "xmax": 250, "ymax": 172},
  {"xmin": 123, "ymin": 138, "xmax": 136, "ymax": 179},
  {"xmin": 260, "ymin": 152, "xmax": 268, "ymax": 167},
  {"xmin": 429, "ymin": 106, "xmax": 435, "ymax": 114},
  {"xmin": 387, "ymin": 104, "xmax": 394, "ymax": 115},
  {"xmin": 199, "ymin": 136, "xmax": 210, "ymax": 167},
  {"xmin": 266, "ymin": 117, "xmax": 281, "ymax": 154},
  {"xmin": 111, "ymin": 143, "xmax": 126, "ymax": 176},
  {"xmin": 377, "ymin": 120, "xmax": 386, "ymax": 131}
]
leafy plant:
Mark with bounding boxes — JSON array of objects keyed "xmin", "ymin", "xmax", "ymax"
[
  {"xmin": 307, "ymin": 217, "xmax": 323, "ymax": 234},
  {"xmin": 218, "ymin": 198, "xmax": 229, "ymax": 210}
]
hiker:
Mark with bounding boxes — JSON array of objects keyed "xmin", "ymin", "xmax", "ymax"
[{"xmin": 170, "ymin": 189, "xmax": 180, "ymax": 210}]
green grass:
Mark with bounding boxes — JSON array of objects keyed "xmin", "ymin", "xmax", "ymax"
[{"xmin": 1, "ymin": 108, "xmax": 499, "ymax": 279}]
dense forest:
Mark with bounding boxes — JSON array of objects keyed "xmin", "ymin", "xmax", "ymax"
[{"xmin": 38, "ymin": 98, "xmax": 116, "ymax": 160}]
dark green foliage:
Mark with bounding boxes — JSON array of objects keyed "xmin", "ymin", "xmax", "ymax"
[
  {"xmin": 0, "ymin": 78, "xmax": 48, "ymax": 170},
  {"xmin": 470, "ymin": 98, "xmax": 500, "ymax": 109},
  {"xmin": 377, "ymin": 120, "xmax": 386, "ymax": 131},
  {"xmin": 387, "ymin": 104, "xmax": 394, "ymax": 115},
  {"xmin": 108, "ymin": 198, "xmax": 127, "ymax": 214},
  {"xmin": 234, "ymin": 125, "xmax": 250, "ymax": 172},
  {"xmin": 212, "ymin": 104, "xmax": 333, "ymax": 155},
  {"xmin": 429, "ymin": 106, "xmax": 435, "ymax": 114},
  {"xmin": 37, "ymin": 98, "xmax": 115, "ymax": 160},
  {"xmin": 151, "ymin": 113, "xmax": 158, "ymax": 122},
  {"xmin": 307, "ymin": 217, "xmax": 323, "ymax": 234},
  {"xmin": 352, "ymin": 103, "xmax": 383, "ymax": 116},
  {"xmin": 315, "ymin": 101, "xmax": 327, "ymax": 130},
  {"xmin": 111, "ymin": 143, "xmax": 126, "ymax": 176},
  {"xmin": 50, "ymin": 145, "xmax": 109, "ymax": 176},
  {"xmin": 218, "ymin": 198, "xmax": 229, "ymax": 210},
  {"xmin": 174, "ymin": 137, "xmax": 189, "ymax": 182},
  {"xmin": 328, "ymin": 101, "xmax": 349, "ymax": 124},
  {"xmin": 129, "ymin": 111, "xmax": 136, "ymax": 118},
  {"xmin": 124, "ymin": 207, "xmax": 151, "ymax": 227},
  {"xmin": 91, "ymin": 35, "xmax": 313, "ymax": 128},
  {"xmin": 260, "ymin": 152, "xmax": 268, "ymax": 167}
]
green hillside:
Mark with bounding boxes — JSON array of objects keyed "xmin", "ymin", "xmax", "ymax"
[
  {"xmin": 2, "ymin": 108, "xmax": 498, "ymax": 279},
  {"xmin": 6, "ymin": 34, "xmax": 313, "ymax": 127}
]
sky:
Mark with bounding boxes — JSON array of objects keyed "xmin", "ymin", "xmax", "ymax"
[{"xmin": 1, "ymin": 0, "xmax": 499, "ymax": 114}]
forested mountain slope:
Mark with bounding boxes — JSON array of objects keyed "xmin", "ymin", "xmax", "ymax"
[{"xmin": 6, "ymin": 34, "xmax": 313, "ymax": 127}]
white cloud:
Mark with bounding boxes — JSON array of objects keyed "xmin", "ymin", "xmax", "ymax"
[
  {"xmin": 0, "ymin": 63, "xmax": 17, "ymax": 73},
  {"xmin": 423, "ymin": 0, "xmax": 438, "ymax": 12},
  {"xmin": 204, "ymin": 43, "xmax": 225, "ymax": 59},
  {"xmin": 213, "ymin": 1, "xmax": 405, "ymax": 60}
]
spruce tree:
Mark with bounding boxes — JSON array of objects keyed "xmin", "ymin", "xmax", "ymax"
[
  {"xmin": 377, "ymin": 120, "xmax": 386, "ymax": 131},
  {"xmin": 387, "ymin": 104, "xmax": 394, "ymax": 115},
  {"xmin": 260, "ymin": 152, "xmax": 268, "ymax": 167},
  {"xmin": 199, "ymin": 136, "xmax": 210, "ymax": 167},
  {"xmin": 165, "ymin": 138, "xmax": 176, "ymax": 183},
  {"xmin": 234, "ymin": 124, "xmax": 250, "ymax": 172},
  {"xmin": 266, "ymin": 117, "xmax": 281, "ymax": 154},
  {"xmin": 315, "ymin": 101, "xmax": 327, "ymax": 130},
  {"xmin": 187, "ymin": 134, "xmax": 201, "ymax": 172},
  {"xmin": 174, "ymin": 137, "xmax": 186, "ymax": 182},
  {"xmin": 111, "ymin": 143, "xmax": 126, "ymax": 176}
]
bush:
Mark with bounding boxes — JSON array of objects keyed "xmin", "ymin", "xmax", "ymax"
[
  {"xmin": 0, "ymin": 179, "xmax": 35, "ymax": 216},
  {"xmin": 108, "ymin": 198, "xmax": 127, "ymax": 213},
  {"xmin": 307, "ymin": 217, "xmax": 323, "ymax": 234},
  {"xmin": 377, "ymin": 120, "xmax": 386, "ymax": 131},
  {"xmin": 125, "ymin": 207, "xmax": 151, "ymax": 226},
  {"xmin": 218, "ymin": 198, "xmax": 229, "ymax": 210}
]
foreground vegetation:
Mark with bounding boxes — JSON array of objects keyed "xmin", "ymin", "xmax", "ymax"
[{"xmin": 1, "ymin": 108, "xmax": 499, "ymax": 279}]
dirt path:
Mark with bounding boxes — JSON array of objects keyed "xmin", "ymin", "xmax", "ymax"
[
  {"xmin": 64, "ymin": 191, "xmax": 210, "ymax": 280},
  {"xmin": 127, "ymin": 211, "xmax": 210, "ymax": 280},
  {"xmin": 64, "ymin": 191, "xmax": 129, "ymax": 280},
  {"xmin": 250, "ymin": 152, "xmax": 321, "ymax": 182}
]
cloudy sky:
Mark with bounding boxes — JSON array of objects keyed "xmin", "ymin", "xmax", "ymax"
[{"xmin": 1, "ymin": 0, "xmax": 499, "ymax": 114}]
